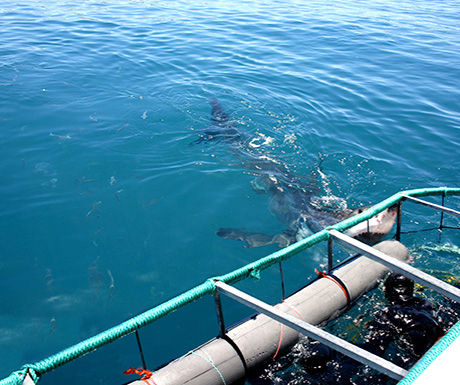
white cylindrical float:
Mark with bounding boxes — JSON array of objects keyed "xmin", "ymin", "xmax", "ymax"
[{"xmin": 132, "ymin": 240, "xmax": 410, "ymax": 385}]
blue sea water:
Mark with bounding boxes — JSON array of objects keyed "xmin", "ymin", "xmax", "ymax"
[{"xmin": 1, "ymin": 0, "xmax": 460, "ymax": 384}]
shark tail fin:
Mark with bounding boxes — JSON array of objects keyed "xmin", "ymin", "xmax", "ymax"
[{"xmin": 210, "ymin": 97, "xmax": 230, "ymax": 124}]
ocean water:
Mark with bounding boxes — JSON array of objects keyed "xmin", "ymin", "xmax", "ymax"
[{"xmin": 1, "ymin": 0, "xmax": 460, "ymax": 384}]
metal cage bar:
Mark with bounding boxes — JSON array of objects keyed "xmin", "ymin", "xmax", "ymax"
[
  {"xmin": 401, "ymin": 194, "xmax": 460, "ymax": 218},
  {"xmin": 329, "ymin": 229, "xmax": 460, "ymax": 303}
]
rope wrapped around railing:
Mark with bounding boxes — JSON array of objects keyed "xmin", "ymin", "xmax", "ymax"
[{"xmin": 1, "ymin": 187, "xmax": 459, "ymax": 385}]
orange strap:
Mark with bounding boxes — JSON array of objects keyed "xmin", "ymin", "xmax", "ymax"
[
  {"xmin": 124, "ymin": 368, "xmax": 156, "ymax": 384},
  {"xmin": 315, "ymin": 269, "xmax": 351, "ymax": 309}
]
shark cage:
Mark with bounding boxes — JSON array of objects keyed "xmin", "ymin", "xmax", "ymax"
[{"xmin": 2, "ymin": 187, "xmax": 460, "ymax": 385}]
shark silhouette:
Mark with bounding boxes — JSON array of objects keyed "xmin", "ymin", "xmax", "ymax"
[{"xmin": 192, "ymin": 98, "xmax": 396, "ymax": 248}]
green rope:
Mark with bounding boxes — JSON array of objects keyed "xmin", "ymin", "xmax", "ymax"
[
  {"xmin": 249, "ymin": 269, "xmax": 261, "ymax": 280},
  {"xmin": 1, "ymin": 187, "xmax": 459, "ymax": 385}
]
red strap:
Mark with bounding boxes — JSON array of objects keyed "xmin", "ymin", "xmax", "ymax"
[
  {"xmin": 124, "ymin": 368, "xmax": 156, "ymax": 384},
  {"xmin": 272, "ymin": 301, "xmax": 303, "ymax": 360}
]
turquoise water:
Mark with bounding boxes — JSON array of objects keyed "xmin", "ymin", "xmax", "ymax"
[{"xmin": 1, "ymin": 0, "xmax": 460, "ymax": 383}]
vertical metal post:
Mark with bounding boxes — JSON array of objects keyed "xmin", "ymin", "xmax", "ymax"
[
  {"xmin": 327, "ymin": 237, "xmax": 333, "ymax": 274},
  {"xmin": 135, "ymin": 330, "xmax": 148, "ymax": 369},
  {"xmin": 440, "ymin": 194, "xmax": 445, "ymax": 229},
  {"xmin": 396, "ymin": 201, "xmax": 402, "ymax": 241},
  {"xmin": 438, "ymin": 194, "xmax": 445, "ymax": 243},
  {"xmin": 366, "ymin": 220, "xmax": 370, "ymax": 244},
  {"xmin": 279, "ymin": 262, "xmax": 286, "ymax": 300},
  {"xmin": 214, "ymin": 290, "xmax": 226, "ymax": 338}
]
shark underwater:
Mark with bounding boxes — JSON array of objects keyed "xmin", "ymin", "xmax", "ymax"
[{"xmin": 191, "ymin": 98, "xmax": 397, "ymax": 248}]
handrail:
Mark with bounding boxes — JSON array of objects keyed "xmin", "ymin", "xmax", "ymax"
[{"xmin": 1, "ymin": 187, "xmax": 459, "ymax": 385}]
